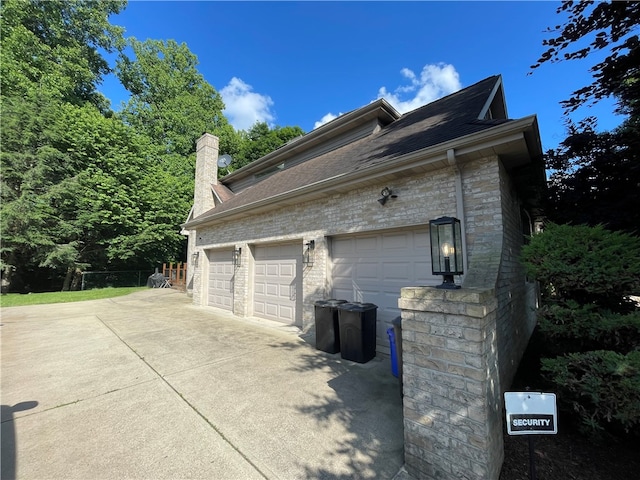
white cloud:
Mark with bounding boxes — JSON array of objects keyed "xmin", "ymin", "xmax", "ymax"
[
  {"xmin": 314, "ymin": 63, "xmax": 461, "ymax": 129},
  {"xmin": 220, "ymin": 77, "xmax": 275, "ymax": 131},
  {"xmin": 313, "ymin": 112, "xmax": 342, "ymax": 130},
  {"xmin": 377, "ymin": 63, "xmax": 462, "ymax": 113}
]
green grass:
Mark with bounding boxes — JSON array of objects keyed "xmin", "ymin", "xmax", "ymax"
[{"xmin": 0, "ymin": 287, "xmax": 148, "ymax": 308}]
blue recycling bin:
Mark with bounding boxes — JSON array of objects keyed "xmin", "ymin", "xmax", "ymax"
[{"xmin": 387, "ymin": 327, "xmax": 399, "ymax": 377}]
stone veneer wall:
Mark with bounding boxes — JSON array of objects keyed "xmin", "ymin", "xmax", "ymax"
[
  {"xmin": 399, "ymin": 287, "xmax": 502, "ymax": 479},
  {"xmin": 398, "ymin": 157, "xmax": 538, "ymax": 479},
  {"xmin": 191, "ymin": 166, "xmax": 459, "ymax": 331}
]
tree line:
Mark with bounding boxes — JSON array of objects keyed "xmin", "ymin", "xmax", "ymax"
[{"xmin": 0, "ymin": 0, "xmax": 303, "ymax": 292}]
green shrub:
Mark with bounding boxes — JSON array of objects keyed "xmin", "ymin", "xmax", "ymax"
[
  {"xmin": 521, "ymin": 223, "xmax": 640, "ymax": 310},
  {"xmin": 541, "ymin": 351, "xmax": 640, "ymax": 436},
  {"xmin": 537, "ymin": 302, "xmax": 640, "ymax": 354},
  {"xmin": 521, "ymin": 223, "xmax": 640, "ymax": 435}
]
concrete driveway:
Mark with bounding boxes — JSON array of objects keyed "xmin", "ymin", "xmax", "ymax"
[{"xmin": 1, "ymin": 289, "xmax": 405, "ymax": 479}]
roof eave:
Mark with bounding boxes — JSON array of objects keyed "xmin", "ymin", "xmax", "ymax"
[
  {"xmin": 182, "ymin": 116, "xmax": 541, "ymax": 230},
  {"xmin": 221, "ymin": 99, "xmax": 401, "ymax": 181}
]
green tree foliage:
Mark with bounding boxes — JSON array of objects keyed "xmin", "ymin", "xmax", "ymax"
[
  {"xmin": 1, "ymin": 0, "xmax": 130, "ymax": 291},
  {"xmin": 532, "ymin": 1, "xmax": 640, "ymax": 117},
  {"xmin": 0, "ymin": 0, "xmax": 126, "ymax": 108},
  {"xmin": 533, "ymin": 1, "xmax": 640, "ymax": 235},
  {"xmin": 544, "ymin": 117, "xmax": 640, "ymax": 234},
  {"xmin": 231, "ymin": 122, "xmax": 305, "ymax": 171},
  {"xmin": 521, "ymin": 224, "xmax": 640, "ymax": 435},
  {"xmin": 116, "ymin": 38, "xmax": 240, "ymax": 157}
]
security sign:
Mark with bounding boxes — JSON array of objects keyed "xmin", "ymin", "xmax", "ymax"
[{"xmin": 504, "ymin": 392, "xmax": 557, "ymax": 435}]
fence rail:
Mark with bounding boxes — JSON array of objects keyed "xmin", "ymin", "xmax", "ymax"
[
  {"xmin": 81, "ymin": 270, "xmax": 154, "ymax": 290},
  {"xmin": 163, "ymin": 262, "xmax": 187, "ymax": 290},
  {"xmin": 81, "ymin": 264, "xmax": 187, "ymax": 291}
]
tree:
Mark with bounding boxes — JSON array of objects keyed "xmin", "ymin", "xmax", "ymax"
[
  {"xmin": 532, "ymin": 1, "xmax": 640, "ymax": 234},
  {"xmin": 0, "ymin": 0, "xmax": 155, "ymax": 291},
  {"xmin": 0, "ymin": 0, "xmax": 126, "ymax": 109},
  {"xmin": 544, "ymin": 117, "xmax": 640, "ymax": 234},
  {"xmin": 531, "ymin": 1, "xmax": 640, "ymax": 117},
  {"xmin": 116, "ymin": 38, "xmax": 240, "ymax": 157}
]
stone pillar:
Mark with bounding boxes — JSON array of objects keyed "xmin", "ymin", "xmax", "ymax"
[
  {"xmin": 193, "ymin": 133, "xmax": 218, "ymax": 218},
  {"xmin": 398, "ymin": 286, "xmax": 503, "ymax": 480}
]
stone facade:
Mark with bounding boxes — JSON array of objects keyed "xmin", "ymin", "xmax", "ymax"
[
  {"xmin": 398, "ymin": 159, "xmax": 538, "ymax": 479},
  {"xmin": 190, "ymin": 159, "xmax": 488, "ymax": 333}
]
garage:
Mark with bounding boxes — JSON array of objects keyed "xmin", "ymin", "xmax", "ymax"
[
  {"xmin": 331, "ymin": 229, "xmax": 436, "ymax": 349},
  {"xmin": 207, "ymin": 249, "xmax": 234, "ymax": 311},
  {"xmin": 253, "ymin": 243, "xmax": 302, "ymax": 325}
]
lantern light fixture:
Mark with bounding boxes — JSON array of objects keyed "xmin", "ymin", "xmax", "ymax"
[
  {"xmin": 429, "ymin": 216, "xmax": 463, "ymax": 289},
  {"xmin": 232, "ymin": 247, "xmax": 242, "ymax": 267},
  {"xmin": 191, "ymin": 250, "xmax": 200, "ymax": 266},
  {"xmin": 303, "ymin": 240, "xmax": 315, "ymax": 266}
]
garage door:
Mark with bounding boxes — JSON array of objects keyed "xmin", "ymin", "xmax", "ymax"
[
  {"xmin": 331, "ymin": 229, "xmax": 437, "ymax": 350},
  {"xmin": 254, "ymin": 243, "xmax": 301, "ymax": 325},
  {"xmin": 208, "ymin": 249, "xmax": 234, "ymax": 311}
]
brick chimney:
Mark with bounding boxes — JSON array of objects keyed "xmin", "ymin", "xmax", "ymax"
[{"xmin": 193, "ymin": 133, "xmax": 218, "ymax": 217}]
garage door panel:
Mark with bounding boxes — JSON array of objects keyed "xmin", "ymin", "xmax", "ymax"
[
  {"xmin": 253, "ymin": 243, "xmax": 300, "ymax": 324},
  {"xmin": 383, "ymin": 262, "xmax": 413, "ymax": 280},
  {"xmin": 356, "ymin": 262, "xmax": 379, "ymax": 280},
  {"xmin": 382, "ymin": 233, "xmax": 409, "ymax": 249},
  {"xmin": 280, "ymin": 264, "xmax": 295, "ymax": 277},
  {"xmin": 208, "ymin": 249, "xmax": 234, "ymax": 311},
  {"xmin": 356, "ymin": 236, "xmax": 378, "ymax": 251},
  {"xmin": 266, "ymin": 284, "xmax": 278, "ymax": 296},
  {"xmin": 331, "ymin": 229, "xmax": 436, "ymax": 353},
  {"xmin": 332, "ymin": 238, "xmax": 355, "ymax": 255}
]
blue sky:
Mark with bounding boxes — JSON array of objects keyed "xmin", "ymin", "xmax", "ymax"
[{"xmin": 100, "ymin": 1, "xmax": 626, "ymax": 151}]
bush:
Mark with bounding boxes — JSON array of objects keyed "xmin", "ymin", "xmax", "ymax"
[
  {"xmin": 537, "ymin": 303, "xmax": 640, "ymax": 354},
  {"xmin": 521, "ymin": 223, "xmax": 640, "ymax": 435},
  {"xmin": 521, "ymin": 223, "xmax": 640, "ymax": 309},
  {"xmin": 541, "ymin": 351, "xmax": 640, "ymax": 435}
]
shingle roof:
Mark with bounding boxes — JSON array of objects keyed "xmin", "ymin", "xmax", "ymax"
[{"xmin": 191, "ymin": 75, "xmax": 511, "ymax": 222}]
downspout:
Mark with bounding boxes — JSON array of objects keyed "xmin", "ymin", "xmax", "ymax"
[{"xmin": 447, "ymin": 149, "xmax": 468, "ymax": 276}]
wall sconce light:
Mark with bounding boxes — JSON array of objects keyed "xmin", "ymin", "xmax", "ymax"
[
  {"xmin": 303, "ymin": 240, "xmax": 315, "ymax": 266},
  {"xmin": 378, "ymin": 187, "xmax": 397, "ymax": 206},
  {"xmin": 191, "ymin": 250, "xmax": 200, "ymax": 266},
  {"xmin": 232, "ymin": 247, "xmax": 242, "ymax": 267},
  {"xmin": 429, "ymin": 216, "xmax": 463, "ymax": 289}
]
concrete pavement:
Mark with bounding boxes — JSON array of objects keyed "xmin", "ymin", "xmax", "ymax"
[{"xmin": 1, "ymin": 289, "xmax": 405, "ymax": 479}]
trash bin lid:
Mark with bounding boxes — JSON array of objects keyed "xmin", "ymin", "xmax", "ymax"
[
  {"xmin": 337, "ymin": 302, "xmax": 377, "ymax": 312},
  {"xmin": 326, "ymin": 299, "xmax": 347, "ymax": 307},
  {"xmin": 315, "ymin": 299, "xmax": 347, "ymax": 307}
]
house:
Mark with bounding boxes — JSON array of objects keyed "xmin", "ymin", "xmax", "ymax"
[
  {"xmin": 183, "ymin": 74, "xmax": 542, "ymax": 350},
  {"xmin": 182, "ymin": 75, "xmax": 545, "ymax": 479}
]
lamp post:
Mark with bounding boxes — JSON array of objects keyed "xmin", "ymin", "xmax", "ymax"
[{"xmin": 429, "ymin": 216, "xmax": 463, "ymax": 289}]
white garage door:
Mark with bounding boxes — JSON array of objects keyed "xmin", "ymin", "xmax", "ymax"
[
  {"xmin": 208, "ymin": 249, "xmax": 234, "ymax": 311},
  {"xmin": 331, "ymin": 229, "xmax": 437, "ymax": 351},
  {"xmin": 254, "ymin": 243, "xmax": 301, "ymax": 325}
]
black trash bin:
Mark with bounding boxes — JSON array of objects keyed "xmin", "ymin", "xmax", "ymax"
[
  {"xmin": 337, "ymin": 302, "xmax": 378, "ymax": 363},
  {"xmin": 314, "ymin": 299, "xmax": 347, "ymax": 353}
]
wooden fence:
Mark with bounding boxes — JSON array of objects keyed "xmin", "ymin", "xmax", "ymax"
[{"xmin": 163, "ymin": 262, "xmax": 187, "ymax": 290}]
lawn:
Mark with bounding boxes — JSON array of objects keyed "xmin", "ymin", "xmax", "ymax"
[{"xmin": 0, "ymin": 287, "xmax": 148, "ymax": 307}]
